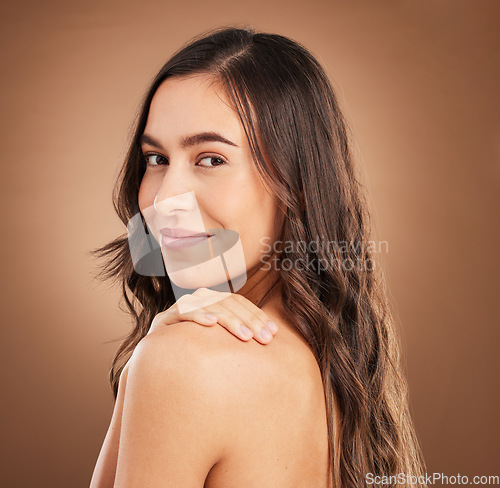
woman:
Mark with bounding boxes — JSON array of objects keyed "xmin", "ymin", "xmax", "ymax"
[{"xmin": 89, "ymin": 26, "xmax": 427, "ymax": 487}]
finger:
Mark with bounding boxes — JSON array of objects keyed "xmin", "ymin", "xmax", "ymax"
[
  {"xmin": 200, "ymin": 301, "xmax": 260, "ymax": 342},
  {"xmin": 205, "ymin": 299, "xmax": 275, "ymax": 345},
  {"xmin": 230, "ymin": 294, "xmax": 279, "ymax": 337},
  {"xmin": 149, "ymin": 300, "xmax": 218, "ymax": 333}
]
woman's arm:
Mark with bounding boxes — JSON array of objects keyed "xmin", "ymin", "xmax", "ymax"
[
  {"xmin": 112, "ymin": 324, "xmax": 237, "ymax": 487},
  {"xmin": 89, "ymin": 362, "xmax": 130, "ymax": 488}
]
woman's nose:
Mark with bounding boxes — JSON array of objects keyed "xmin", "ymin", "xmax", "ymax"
[
  {"xmin": 154, "ymin": 189, "xmax": 198, "ymax": 216},
  {"xmin": 152, "ymin": 161, "xmax": 199, "ymax": 216}
]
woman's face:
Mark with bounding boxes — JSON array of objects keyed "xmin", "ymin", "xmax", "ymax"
[{"xmin": 138, "ymin": 74, "xmax": 281, "ymax": 291}]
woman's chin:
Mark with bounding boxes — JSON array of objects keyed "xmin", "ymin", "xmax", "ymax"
[
  {"xmin": 169, "ymin": 273, "xmax": 226, "ymax": 291},
  {"xmin": 167, "ymin": 265, "xmax": 248, "ymax": 294}
]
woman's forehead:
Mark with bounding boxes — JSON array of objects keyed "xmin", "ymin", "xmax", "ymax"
[{"xmin": 145, "ymin": 76, "xmax": 244, "ymax": 146}]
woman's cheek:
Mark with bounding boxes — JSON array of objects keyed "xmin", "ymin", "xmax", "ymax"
[{"xmin": 138, "ymin": 180, "xmax": 155, "ymax": 212}]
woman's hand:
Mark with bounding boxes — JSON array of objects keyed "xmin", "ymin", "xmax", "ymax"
[{"xmin": 147, "ymin": 287, "xmax": 279, "ymax": 344}]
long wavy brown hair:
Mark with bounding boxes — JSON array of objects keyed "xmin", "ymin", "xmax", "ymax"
[{"xmin": 91, "ymin": 25, "xmax": 427, "ymax": 488}]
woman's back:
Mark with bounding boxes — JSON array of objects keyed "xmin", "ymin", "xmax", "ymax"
[{"xmin": 201, "ymin": 311, "xmax": 331, "ymax": 487}]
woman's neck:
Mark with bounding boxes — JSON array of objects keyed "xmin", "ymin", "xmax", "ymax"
[{"xmin": 236, "ymin": 262, "xmax": 280, "ymax": 308}]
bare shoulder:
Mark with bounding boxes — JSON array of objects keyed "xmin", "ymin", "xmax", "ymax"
[
  {"xmin": 127, "ymin": 321, "xmax": 246, "ymax": 402},
  {"xmin": 130, "ymin": 321, "xmax": 286, "ymax": 398},
  {"xmin": 130, "ymin": 319, "xmax": 322, "ymax": 412}
]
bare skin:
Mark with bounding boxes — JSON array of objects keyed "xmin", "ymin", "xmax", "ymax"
[
  {"xmin": 90, "ymin": 298, "xmax": 332, "ymax": 487},
  {"xmin": 201, "ymin": 299, "xmax": 332, "ymax": 488}
]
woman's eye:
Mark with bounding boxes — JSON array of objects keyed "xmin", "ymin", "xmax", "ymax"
[
  {"xmin": 196, "ymin": 156, "xmax": 227, "ymax": 169},
  {"xmin": 144, "ymin": 154, "xmax": 167, "ymax": 166},
  {"xmin": 143, "ymin": 154, "xmax": 226, "ymax": 168}
]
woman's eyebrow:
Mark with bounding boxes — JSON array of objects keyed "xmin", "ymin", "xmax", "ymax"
[{"xmin": 139, "ymin": 131, "xmax": 239, "ymax": 149}]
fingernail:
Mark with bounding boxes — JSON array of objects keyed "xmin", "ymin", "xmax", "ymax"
[
  {"xmin": 267, "ymin": 320, "xmax": 278, "ymax": 334},
  {"xmin": 205, "ymin": 313, "xmax": 217, "ymax": 321},
  {"xmin": 261, "ymin": 327, "xmax": 272, "ymax": 340},
  {"xmin": 240, "ymin": 324, "xmax": 252, "ymax": 338}
]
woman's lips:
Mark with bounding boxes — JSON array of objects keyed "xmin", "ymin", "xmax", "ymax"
[{"xmin": 161, "ymin": 234, "xmax": 213, "ymax": 250}]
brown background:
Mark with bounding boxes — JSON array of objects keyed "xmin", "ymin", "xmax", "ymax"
[{"xmin": 1, "ymin": 0, "xmax": 498, "ymax": 486}]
